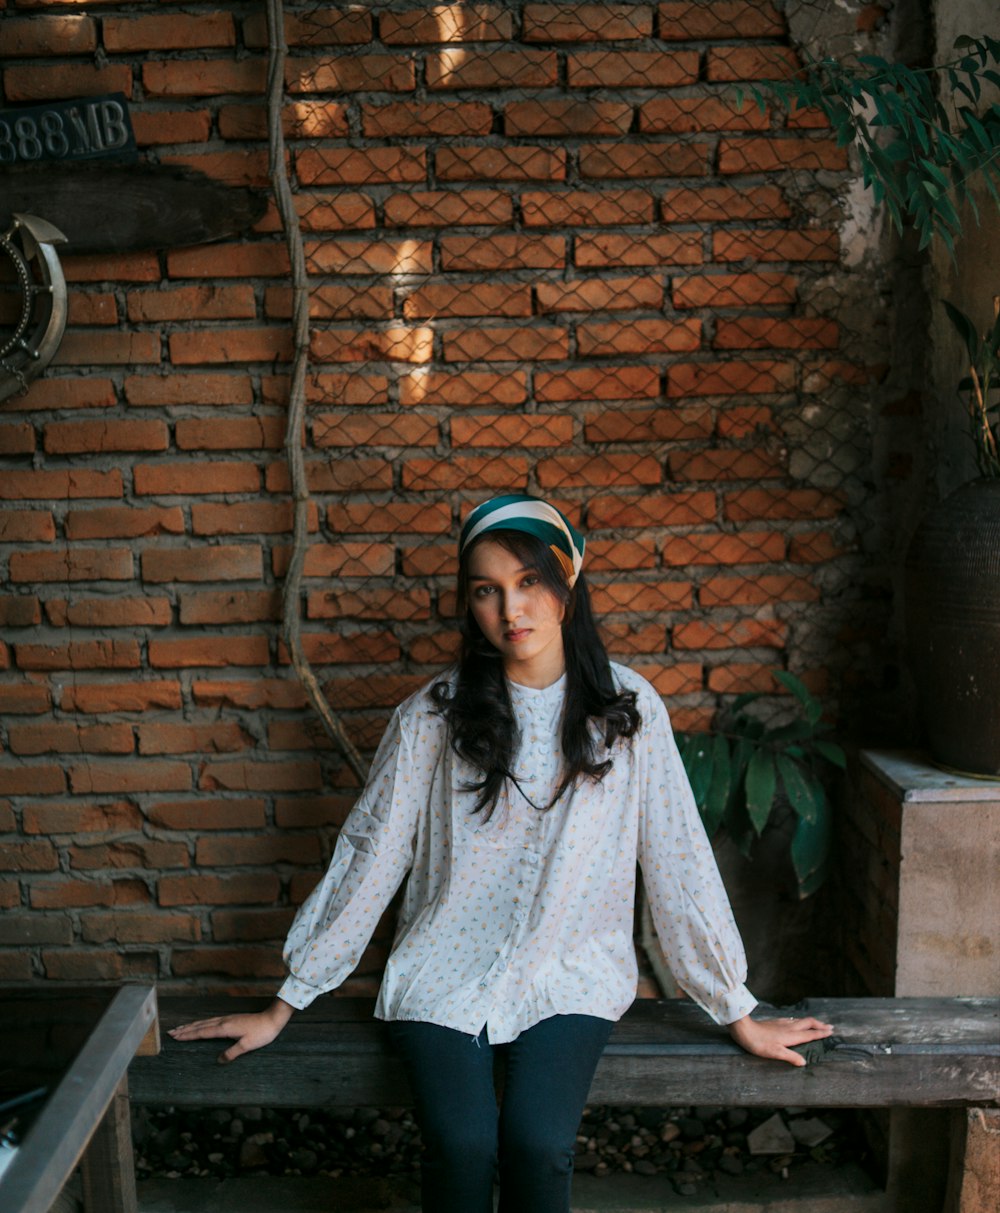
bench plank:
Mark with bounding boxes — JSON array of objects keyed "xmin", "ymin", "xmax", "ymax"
[{"xmin": 130, "ymin": 996, "xmax": 999, "ymax": 1111}]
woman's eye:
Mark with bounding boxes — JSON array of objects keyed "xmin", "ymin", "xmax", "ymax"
[
  {"xmin": 473, "ymin": 585, "xmax": 496, "ymax": 598},
  {"xmin": 522, "ymin": 574, "xmax": 540, "ymax": 588}
]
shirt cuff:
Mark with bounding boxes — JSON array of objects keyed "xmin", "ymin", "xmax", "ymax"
[
  {"xmin": 712, "ymin": 984, "xmax": 758, "ymax": 1026},
  {"xmin": 277, "ymin": 974, "xmax": 321, "ymax": 1011}
]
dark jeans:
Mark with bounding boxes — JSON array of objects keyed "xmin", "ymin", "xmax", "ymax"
[{"xmin": 388, "ymin": 1014, "xmax": 614, "ymax": 1213}]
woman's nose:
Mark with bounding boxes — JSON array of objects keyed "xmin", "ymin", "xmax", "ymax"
[{"xmin": 501, "ymin": 591, "xmax": 523, "ymax": 621}]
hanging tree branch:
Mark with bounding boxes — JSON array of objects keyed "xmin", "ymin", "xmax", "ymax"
[
  {"xmin": 740, "ymin": 35, "xmax": 1000, "ymax": 255},
  {"xmin": 264, "ymin": 0, "xmax": 368, "ymax": 783}
]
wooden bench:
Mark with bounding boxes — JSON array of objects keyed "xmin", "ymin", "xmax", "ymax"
[
  {"xmin": 131, "ymin": 995, "xmax": 999, "ymax": 1211},
  {"xmin": 0, "ymin": 985, "xmax": 158, "ymax": 1213}
]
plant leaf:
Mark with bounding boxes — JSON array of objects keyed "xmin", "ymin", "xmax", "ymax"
[
  {"xmin": 730, "ymin": 690, "xmax": 764, "ymax": 714},
  {"xmin": 702, "ymin": 734, "xmax": 731, "ymax": 836},
  {"xmin": 921, "ymin": 157, "xmax": 951, "ymax": 189},
  {"xmin": 776, "ymin": 754, "xmax": 822, "ymax": 824},
  {"xmin": 683, "ymin": 736, "xmax": 714, "ymax": 810},
  {"xmin": 743, "ymin": 717, "xmax": 766, "ymax": 742},
  {"xmin": 814, "ymin": 739, "xmax": 847, "ymax": 768},
  {"xmin": 884, "ymin": 139, "xmax": 912, "ymax": 162},
  {"xmin": 943, "ymin": 299, "xmax": 981, "ymax": 362},
  {"xmin": 766, "ymin": 719, "xmax": 815, "ymax": 745},
  {"xmin": 749, "ymin": 37, "xmax": 1000, "ymax": 248},
  {"xmin": 744, "ymin": 749, "xmax": 776, "ymax": 835},
  {"xmin": 791, "ymin": 803, "xmax": 832, "ymax": 898},
  {"xmin": 723, "ymin": 794, "xmax": 755, "ymax": 859},
  {"xmin": 773, "ymin": 670, "xmax": 822, "ymax": 725},
  {"xmin": 727, "ymin": 737, "xmax": 752, "ymax": 799}
]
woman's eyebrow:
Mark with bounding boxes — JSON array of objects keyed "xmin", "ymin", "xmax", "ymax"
[{"xmin": 468, "ymin": 566, "xmax": 532, "ymax": 580}]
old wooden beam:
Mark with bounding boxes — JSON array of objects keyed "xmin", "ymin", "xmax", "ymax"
[
  {"xmin": 80, "ymin": 1076, "xmax": 137, "ymax": 1213},
  {"xmin": 1, "ymin": 164, "xmax": 267, "ymax": 253},
  {"xmin": 130, "ymin": 995, "xmax": 1000, "ymax": 1111}
]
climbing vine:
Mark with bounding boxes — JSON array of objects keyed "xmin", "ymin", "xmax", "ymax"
[{"xmin": 264, "ymin": 0, "xmax": 367, "ymax": 783}]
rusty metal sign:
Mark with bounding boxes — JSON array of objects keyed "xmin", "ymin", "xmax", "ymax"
[{"xmin": 0, "ymin": 94, "xmax": 137, "ymax": 166}]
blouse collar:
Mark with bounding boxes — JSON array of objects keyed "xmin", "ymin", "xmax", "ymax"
[{"xmin": 507, "ymin": 671, "xmax": 567, "ymax": 709}]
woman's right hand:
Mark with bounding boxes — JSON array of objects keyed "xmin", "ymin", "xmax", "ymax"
[{"xmin": 167, "ymin": 997, "xmax": 295, "ymax": 1064}]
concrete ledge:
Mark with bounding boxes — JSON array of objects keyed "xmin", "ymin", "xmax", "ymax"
[
  {"xmin": 138, "ymin": 1161, "xmax": 889, "ymax": 1212},
  {"xmin": 861, "ymin": 750, "xmax": 1000, "ymax": 802}
]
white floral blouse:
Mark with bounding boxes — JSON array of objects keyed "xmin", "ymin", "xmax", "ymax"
[{"xmin": 278, "ymin": 663, "xmax": 756, "ymax": 1043}]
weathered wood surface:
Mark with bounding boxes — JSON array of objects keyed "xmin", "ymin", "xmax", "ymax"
[
  {"xmin": 0, "ymin": 985, "xmax": 157, "ymax": 1213},
  {"xmin": 130, "ymin": 996, "xmax": 1000, "ymax": 1111},
  {"xmin": 0, "ymin": 164, "xmax": 267, "ymax": 252},
  {"xmin": 80, "ymin": 1076, "xmax": 137, "ymax": 1213}
]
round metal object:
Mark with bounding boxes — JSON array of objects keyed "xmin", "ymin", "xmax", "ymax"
[
  {"xmin": 0, "ymin": 228, "xmax": 35, "ymax": 359},
  {"xmin": 0, "ymin": 213, "xmax": 68, "ymax": 403}
]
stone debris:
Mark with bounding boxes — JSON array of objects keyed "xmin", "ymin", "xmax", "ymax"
[
  {"xmin": 789, "ymin": 1116, "xmax": 834, "ymax": 1146},
  {"xmin": 238, "ymin": 1132, "xmax": 273, "ymax": 1170},
  {"xmin": 747, "ymin": 1112, "xmax": 797, "ymax": 1155},
  {"xmin": 132, "ymin": 1103, "xmax": 864, "ymax": 1186}
]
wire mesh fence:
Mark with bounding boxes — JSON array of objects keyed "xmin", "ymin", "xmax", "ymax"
[
  {"xmin": 254, "ymin": 0, "xmax": 888, "ymax": 774},
  {"xmin": 0, "ymin": 0, "xmax": 922, "ymax": 996}
]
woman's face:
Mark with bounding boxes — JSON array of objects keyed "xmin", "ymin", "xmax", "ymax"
[{"xmin": 465, "ymin": 538, "xmax": 566, "ymax": 684}]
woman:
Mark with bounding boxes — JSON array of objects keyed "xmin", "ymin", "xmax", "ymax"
[{"xmin": 172, "ymin": 494, "xmax": 833, "ymax": 1213}]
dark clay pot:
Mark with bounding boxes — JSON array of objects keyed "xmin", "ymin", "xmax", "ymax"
[{"xmin": 904, "ymin": 478, "xmax": 1000, "ymax": 777}]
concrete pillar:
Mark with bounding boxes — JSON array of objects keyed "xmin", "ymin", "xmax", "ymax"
[
  {"xmin": 945, "ymin": 1109, "xmax": 1000, "ymax": 1213},
  {"xmin": 857, "ymin": 751, "xmax": 1000, "ymax": 1211}
]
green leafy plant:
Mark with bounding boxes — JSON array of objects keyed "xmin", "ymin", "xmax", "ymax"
[
  {"xmin": 677, "ymin": 672, "xmax": 846, "ymax": 899},
  {"xmin": 942, "ymin": 295, "xmax": 1000, "ymax": 477},
  {"xmin": 740, "ymin": 36, "xmax": 1000, "ymax": 255}
]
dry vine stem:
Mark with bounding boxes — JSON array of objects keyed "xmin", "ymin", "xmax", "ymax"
[
  {"xmin": 265, "ymin": 0, "xmax": 367, "ymax": 783},
  {"xmin": 967, "ymin": 294, "xmax": 1000, "ymax": 467}
]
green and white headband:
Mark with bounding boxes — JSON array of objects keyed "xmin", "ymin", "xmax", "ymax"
[{"xmin": 459, "ymin": 494, "xmax": 586, "ymax": 588}]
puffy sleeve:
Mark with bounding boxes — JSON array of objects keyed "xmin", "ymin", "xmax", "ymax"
[
  {"xmin": 277, "ymin": 704, "xmax": 423, "ymax": 1009},
  {"xmin": 636, "ymin": 692, "xmax": 757, "ymax": 1025}
]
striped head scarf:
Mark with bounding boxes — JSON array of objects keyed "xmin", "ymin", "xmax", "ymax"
[{"xmin": 459, "ymin": 495, "xmax": 585, "ymax": 589}]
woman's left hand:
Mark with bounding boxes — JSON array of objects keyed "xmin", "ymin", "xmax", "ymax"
[{"xmin": 727, "ymin": 1013, "xmax": 834, "ymax": 1066}]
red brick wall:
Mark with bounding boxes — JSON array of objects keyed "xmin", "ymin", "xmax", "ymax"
[{"xmin": 0, "ymin": 1, "xmax": 885, "ymax": 992}]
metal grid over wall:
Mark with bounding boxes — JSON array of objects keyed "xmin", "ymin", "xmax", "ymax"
[{"xmin": 0, "ymin": 1, "xmax": 906, "ymax": 993}]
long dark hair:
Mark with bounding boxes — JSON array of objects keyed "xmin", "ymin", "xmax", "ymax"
[{"xmin": 431, "ymin": 529, "xmax": 641, "ymax": 817}]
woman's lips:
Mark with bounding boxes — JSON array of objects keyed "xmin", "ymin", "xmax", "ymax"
[{"xmin": 504, "ymin": 628, "xmax": 531, "ymax": 641}]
